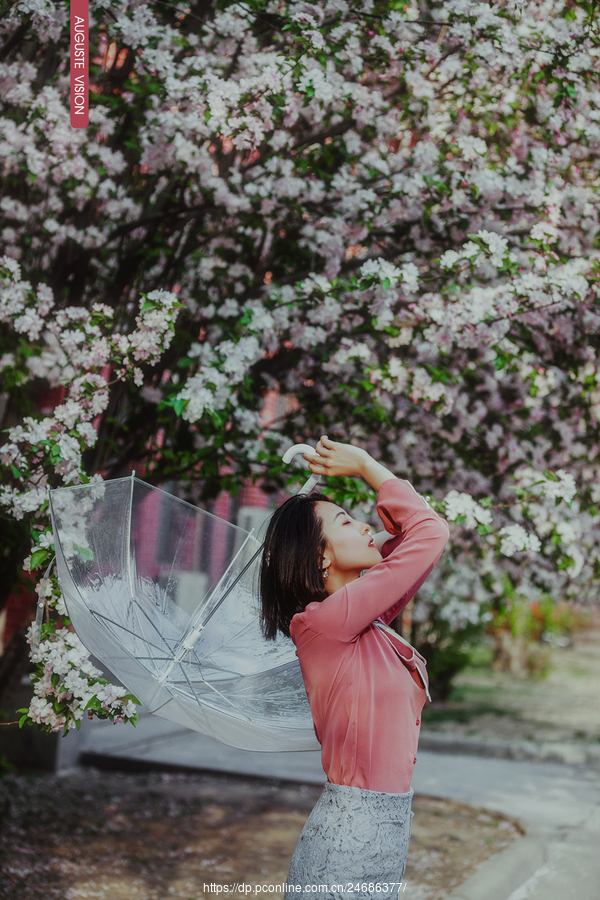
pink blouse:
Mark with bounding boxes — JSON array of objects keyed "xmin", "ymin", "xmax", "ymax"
[{"xmin": 289, "ymin": 478, "xmax": 450, "ymax": 793}]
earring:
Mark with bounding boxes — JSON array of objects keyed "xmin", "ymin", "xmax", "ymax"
[{"xmin": 323, "ymin": 569, "xmax": 328, "ymax": 580}]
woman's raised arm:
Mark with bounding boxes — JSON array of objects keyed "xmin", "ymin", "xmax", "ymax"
[
  {"xmin": 304, "ymin": 435, "xmax": 397, "ymax": 492},
  {"xmin": 298, "ymin": 476, "xmax": 449, "ymax": 641}
]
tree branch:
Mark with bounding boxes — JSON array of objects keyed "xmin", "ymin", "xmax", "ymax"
[{"xmin": 0, "ymin": 13, "xmax": 32, "ymax": 63}]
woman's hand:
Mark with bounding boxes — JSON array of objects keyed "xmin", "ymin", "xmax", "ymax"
[
  {"xmin": 303, "ymin": 436, "xmax": 367, "ymax": 478},
  {"xmin": 304, "ymin": 436, "xmax": 396, "ymax": 491}
]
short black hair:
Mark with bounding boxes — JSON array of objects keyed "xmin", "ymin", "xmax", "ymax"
[{"xmin": 260, "ymin": 492, "xmax": 332, "ymax": 640}]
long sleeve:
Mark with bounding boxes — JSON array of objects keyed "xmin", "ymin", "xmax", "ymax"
[{"xmin": 301, "ymin": 478, "xmax": 449, "ymax": 642}]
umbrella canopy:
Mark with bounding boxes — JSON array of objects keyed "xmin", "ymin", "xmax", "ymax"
[{"xmin": 49, "ymin": 468, "xmax": 320, "ymax": 752}]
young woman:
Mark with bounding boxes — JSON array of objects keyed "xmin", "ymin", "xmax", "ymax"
[{"xmin": 260, "ymin": 436, "xmax": 449, "ymax": 899}]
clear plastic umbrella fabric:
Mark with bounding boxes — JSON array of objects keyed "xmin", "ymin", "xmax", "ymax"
[{"xmin": 49, "ymin": 476, "xmax": 319, "ymax": 751}]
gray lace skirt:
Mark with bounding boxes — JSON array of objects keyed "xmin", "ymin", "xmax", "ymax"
[{"xmin": 286, "ymin": 783, "xmax": 414, "ymax": 900}]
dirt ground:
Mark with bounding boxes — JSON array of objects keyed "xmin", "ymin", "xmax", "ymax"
[
  {"xmin": 422, "ymin": 629, "xmax": 600, "ymax": 745},
  {"xmin": 0, "ymin": 768, "xmax": 521, "ymax": 900}
]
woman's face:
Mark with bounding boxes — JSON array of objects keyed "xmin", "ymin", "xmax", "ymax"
[{"xmin": 315, "ymin": 501, "xmax": 382, "ymax": 585}]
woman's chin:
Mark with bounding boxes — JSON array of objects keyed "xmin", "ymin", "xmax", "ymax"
[{"xmin": 365, "ymin": 552, "xmax": 382, "ymax": 568}]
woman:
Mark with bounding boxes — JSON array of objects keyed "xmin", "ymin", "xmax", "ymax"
[{"xmin": 260, "ymin": 436, "xmax": 449, "ymax": 898}]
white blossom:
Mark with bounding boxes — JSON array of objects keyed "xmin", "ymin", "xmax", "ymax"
[
  {"xmin": 476, "ymin": 230, "xmax": 509, "ymax": 267},
  {"xmin": 443, "ymin": 491, "xmax": 493, "ymax": 529},
  {"xmin": 498, "ymin": 524, "xmax": 542, "ymax": 557}
]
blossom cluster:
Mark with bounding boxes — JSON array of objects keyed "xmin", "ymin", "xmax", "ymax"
[
  {"xmin": 442, "ymin": 491, "xmax": 493, "ymax": 532},
  {"xmin": 0, "ymin": 256, "xmax": 179, "ymax": 731},
  {"xmin": 0, "ymin": 258, "xmax": 180, "ymax": 519},
  {"xmin": 24, "ymin": 624, "xmax": 138, "ymax": 733}
]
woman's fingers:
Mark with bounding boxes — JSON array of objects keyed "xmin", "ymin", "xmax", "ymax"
[
  {"xmin": 305, "ymin": 456, "xmax": 328, "ymax": 469},
  {"xmin": 301, "ymin": 436, "xmax": 339, "ymax": 476},
  {"xmin": 316, "ymin": 435, "xmax": 334, "ymax": 456},
  {"xmin": 303, "ymin": 452, "xmax": 328, "ymax": 468},
  {"xmin": 301, "ymin": 438, "xmax": 369, "ymax": 480}
]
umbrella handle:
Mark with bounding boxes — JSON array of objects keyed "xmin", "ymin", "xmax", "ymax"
[
  {"xmin": 282, "ymin": 443, "xmax": 316, "ymax": 466},
  {"xmin": 282, "ymin": 443, "xmax": 320, "ymax": 495}
]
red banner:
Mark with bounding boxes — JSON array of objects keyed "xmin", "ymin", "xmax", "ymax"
[{"xmin": 70, "ymin": 0, "xmax": 89, "ymax": 127}]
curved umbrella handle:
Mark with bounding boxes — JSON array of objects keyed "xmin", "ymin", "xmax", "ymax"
[
  {"xmin": 282, "ymin": 443, "xmax": 320, "ymax": 495},
  {"xmin": 282, "ymin": 443, "xmax": 316, "ymax": 466}
]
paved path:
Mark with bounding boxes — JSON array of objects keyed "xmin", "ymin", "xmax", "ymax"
[{"xmin": 59, "ymin": 712, "xmax": 600, "ymax": 900}]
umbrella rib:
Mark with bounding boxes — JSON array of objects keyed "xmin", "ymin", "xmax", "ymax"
[
  {"xmin": 196, "ymin": 664, "xmax": 240, "ymax": 677},
  {"xmin": 127, "ymin": 592, "xmax": 155, "ymax": 659},
  {"xmin": 130, "ymin": 598, "xmax": 180, "ymax": 653},
  {"xmin": 129, "ymin": 655, "xmax": 174, "ymax": 663},
  {"xmin": 191, "ymin": 543, "xmax": 263, "ymax": 633},
  {"xmin": 195, "ymin": 619, "xmax": 259, "ymax": 666},
  {"xmin": 167, "ymin": 642, "xmax": 239, "ymax": 679},
  {"xmin": 162, "ymin": 506, "xmax": 192, "ymax": 603},
  {"xmin": 141, "ymin": 696, "xmax": 173, "ymax": 715},
  {"xmin": 127, "ymin": 474, "xmax": 136, "ymax": 603},
  {"xmin": 89, "ymin": 609, "xmax": 175, "ymax": 657},
  {"xmin": 186, "ymin": 646, "xmax": 240, "ymax": 678},
  {"xmin": 177, "ymin": 652, "xmax": 254, "ymax": 722},
  {"xmin": 200, "ymin": 682, "xmax": 253, "ymax": 721}
]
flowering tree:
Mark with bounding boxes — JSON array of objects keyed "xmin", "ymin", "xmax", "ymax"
[
  {"xmin": 1, "ymin": 0, "xmax": 600, "ymax": 726},
  {"xmin": 0, "ymin": 255, "xmax": 182, "ymax": 730}
]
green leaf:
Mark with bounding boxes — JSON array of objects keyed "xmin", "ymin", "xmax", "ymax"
[
  {"xmin": 208, "ymin": 409, "xmax": 224, "ymax": 428},
  {"xmin": 19, "ymin": 714, "xmax": 28, "ymax": 728},
  {"xmin": 381, "ymin": 277, "xmax": 391, "ymax": 290},
  {"xmin": 543, "ymin": 469, "xmax": 560, "ymax": 481},
  {"xmin": 30, "ymin": 548, "xmax": 49, "ymax": 569},
  {"xmin": 123, "ymin": 693, "xmax": 141, "ymax": 705},
  {"xmin": 73, "ymin": 544, "xmax": 94, "ymax": 562},
  {"xmin": 158, "ymin": 395, "xmax": 189, "ymax": 416}
]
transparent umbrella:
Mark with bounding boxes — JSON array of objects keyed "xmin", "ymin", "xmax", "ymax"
[{"xmin": 49, "ymin": 445, "xmax": 320, "ymax": 752}]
